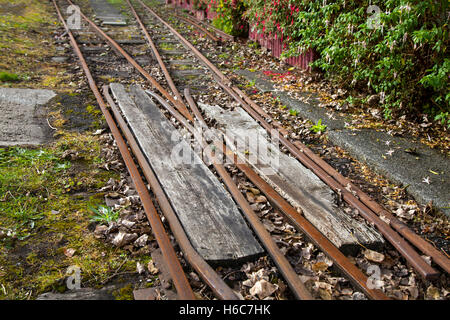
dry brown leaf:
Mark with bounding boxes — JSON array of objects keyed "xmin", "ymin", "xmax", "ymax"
[
  {"xmin": 312, "ymin": 261, "xmax": 329, "ymax": 272},
  {"xmin": 249, "ymin": 279, "xmax": 278, "ymax": 299},
  {"xmin": 148, "ymin": 260, "xmax": 159, "ymax": 275},
  {"xmin": 364, "ymin": 249, "xmax": 385, "ymax": 263},
  {"xmin": 426, "ymin": 286, "xmax": 440, "ymax": 300}
]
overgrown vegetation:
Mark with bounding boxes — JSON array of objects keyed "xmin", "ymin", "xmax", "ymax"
[
  {"xmin": 0, "ymin": 133, "xmax": 131, "ymax": 299},
  {"xmin": 188, "ymin": 0, "xmax": 448, "ymax": 124},
  {"xmin": 0, "ymin": 0, "xmax": 69, "ymax": 89},
  {"xmin": 211, "ymin": 0, "xmax": 248, "ymax": 36},
  {"xmin": 244, "ymin": 0, "xmax": 449, "ymax": 123}
]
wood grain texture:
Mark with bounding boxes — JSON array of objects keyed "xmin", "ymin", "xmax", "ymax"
[
  {"xmin": 199, "ymin": 103, "xmax": 384, "ymax": 254},
  {"xmin": 110, "ymin": 83, "xmax": 263, "ymax": 264}
]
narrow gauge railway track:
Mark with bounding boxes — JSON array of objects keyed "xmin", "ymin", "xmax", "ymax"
[
  {"xmin": 130, "ymin": 0, "xmax": 449, "ymax": 278},
  {"xmin": 52, "ymin": 0, "xmax": 449, "ymax": 300}
]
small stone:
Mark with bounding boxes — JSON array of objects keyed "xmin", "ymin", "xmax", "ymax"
[
  {"xmin": 421, "ymin": 255, "xmax": 432, "ymax": 265},
  {"xmin": 51, "ymin": 56, "xmax": 68, "ymax": 63},
  {"xmin": 352, "ymin": 292, "xmax": 368, "ymax": 300},
  {"xmin": 136, "ymin": 262, "xmax": 145, "ymax": 274},
  {"xmin": 120, "ymin": 220, "xmax": 135, "ymax": 229}
]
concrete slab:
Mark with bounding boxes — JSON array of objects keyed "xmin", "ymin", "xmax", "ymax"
[
  {"xmin": 329, "ymin": 129, "xmax": 450, "ymax": 216},
  {"xmin": 0, "ymin": 88, "xmax": 56, "ymax": 147},
  {"xmin": 89, "ymin": 0, "xmax": 127, "ymax": 26},
  {"xmin": 234, "ymin": 70, "xmax": 450, "ymax": 216},
  {"xmin": 37, "ymin": 287, "xmax": 115, "ymax": 300}
]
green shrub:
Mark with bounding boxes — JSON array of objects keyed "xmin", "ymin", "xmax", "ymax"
[
  {"xmin": 244, "ymin": 0, "xmax": 449, "ymax": 120},
  {"xmin": 205, "ymin": 0, "xmax": 248, "ymax": 36}
]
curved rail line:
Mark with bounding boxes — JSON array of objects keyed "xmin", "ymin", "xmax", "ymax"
[
  {"xmin": 146, "ymin": 89, "xmax": 313, "ymax": 300},
  {"xmin": 52, "ymin": 0, "xmax": 196, "ymax": 300},
  {"xmin": 53, "ymin": 0, "xmax": 449, "ymax": 300},
  {"xmin": 134, "ymin": 0, "xmax": 448, "ymax": 280},
  {"xmin": 102, "ymin": 86, "xmax": 239, "ymax": 300}
]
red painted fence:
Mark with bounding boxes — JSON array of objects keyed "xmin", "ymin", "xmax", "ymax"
[
  {"xmin": 249, "ymin": 28, "xmax": 316, "ymax": 71},
  {"xmin": 166, "ymin": 0, "xmax": 317, "ymax": 71}
]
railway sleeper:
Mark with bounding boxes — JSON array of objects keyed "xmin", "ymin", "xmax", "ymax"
[{"xmin": 109, "ymin": 82, "xmax": 264, "ymax": 265}]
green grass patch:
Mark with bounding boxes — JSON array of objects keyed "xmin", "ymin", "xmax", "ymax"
[{"xmin": 0, "ymin": 131, "xmax": 131, "ymax": 299}]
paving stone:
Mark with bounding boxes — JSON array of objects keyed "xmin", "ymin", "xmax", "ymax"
[
  {"xmin": 0, "ymin": 88, "xmax": 56, "ymax": 146},
  {"xmin": 37, "ymin": 287, "xmax": 115, "ymax": 300},
  {"xmin": 89, "ymin": 0, "xmax": 127, "ymax": 25}
]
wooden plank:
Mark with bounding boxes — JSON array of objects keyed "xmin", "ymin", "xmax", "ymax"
[
  {"xmin": 199, "ymin": 103, "xmax": 385, "ymax": 254},
  {"xmin": 110, "ymin": 83, "xmax": 263, "ymax": 264}
]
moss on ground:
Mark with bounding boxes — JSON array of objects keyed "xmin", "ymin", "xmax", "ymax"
[
  {"xmin": 0, "ymin": 0, "xmax": 70, "ymax": 89},
  {"xmin": 0, "ymin": 1, "xmax": 147, "ymax": 299},
  {"xmin": 0, "ymin": 129, "xmax": 139, "ymax": 299}
]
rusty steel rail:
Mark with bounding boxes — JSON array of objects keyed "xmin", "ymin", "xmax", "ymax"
[
  {"xmin": 124, "ymin": 0, "xmax": 185, "ymax": 104},
  {"xmin": 214, "ymin": 78, "xmax": 440, "ymax": 280},
  {"xmin": 137, "ymin": 0, "xmax": 228, "ymax": 84},
  {"xmin": 146, "ymin": 89, "xmax": 313, "ymax": 300},
  {"xmin": 136, "ymin": 0, "xmax": 443, "ymax": 280},
  {"xmin": 227, "ymin": 85, "xmax": 450, "ymax": 276},
  {"xmin": 102, "ymin": 86, "xmax": 239, "ymax": 300},
  {"xmin": 184, "ymin": 88, "xmax": 389, "ymax": 300},
  {"xmin": 66, "ymin": 0, "xmax": 193, "ymax": 121},
  {"xmin": 52, "ymin": 0, "xmax": 195, "ymax": 300},
  {"xmin": 174, "ymin": 14, "xmax": 219, "ymax": 42},
  {"xmin": 177, "ymin": 9, "xmax": 235, "ymax": 42}
]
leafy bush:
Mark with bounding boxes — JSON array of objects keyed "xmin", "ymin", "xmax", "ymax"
[
  {"xmin": 243, "ymin": 0, "xmax": 449, "ymax": 120},
  {"xmin": 192, "ymin": 0, "xmax": 207, "ymax": 10},
  {"xmin": 202, "ymin": 0, "xmax": 248, "ymax": 36}
]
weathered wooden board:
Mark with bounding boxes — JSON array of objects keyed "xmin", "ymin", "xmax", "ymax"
[
  {"xmin": 110, "ymin": 83, "xmax": 263, "ymax": 264},
  {"xmin": 199, "ymin": 103, "xmax": 384, "ymax": 254}
]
